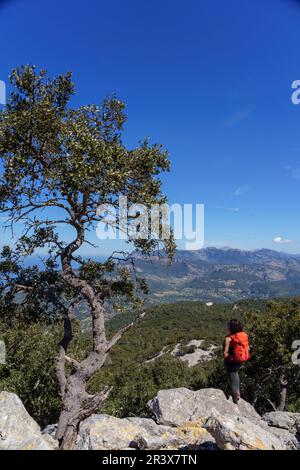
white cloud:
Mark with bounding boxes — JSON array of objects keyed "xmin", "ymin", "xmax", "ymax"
[
  {"xmin": 273, "ymin": 236, "xmax": 292, "ymax": 244},
  {"xmin": 224, "ymin": 107, "xmax": 252, "ymax": 127},
  {"xmin": 232, "ymin": 185, "xmax": 250, "ymax": 197}
]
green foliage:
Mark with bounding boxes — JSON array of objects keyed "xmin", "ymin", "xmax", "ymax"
[
  {"xmin": 242, "ymin": 299, "xmax": 300, "ymax": 413},
  {"xmin": 0, "ymin": 320, "xmax": 62, "ymax": 427},
  {"xmin": 179, "ymin": 344, "xmax": 197, "ymax": 355},
  {"xmin": 1, "ymin": 297, "xmax": 299, "ymax": 426},
  {"xmin": 87, "ymin": 301, "xmax": 228, "ymax": 416},
  {"xmin": 96, "ymin": 356, "xmax": 191, "ymax": 418},
  {"xmin": 0, "ymin": 66, "xmax": 177, "ymax": 438},
  {"xmin": 0, "ymin": 67, "xmax": 177, "ymax": 399},
  {"xmin": 0, "ymin": 300, "xmax": 228, "ymax": 424},
  {"xmin": 200, "ymin": 339, "xmax": 212, "ymax": 351},
  {"xmin": 209, "ymin": 299, "xmax": 300, "ymax": 413},
  {"xmin": 105, "ymin": 301, "xmax": 228, "ymax": 365},
  {"xmin": 0, "ymin": 65, "xmax": 175, "ymax": 264}
]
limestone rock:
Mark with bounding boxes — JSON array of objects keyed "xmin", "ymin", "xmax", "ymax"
[
  {"xmin": 148, "ymin": 388, "xmax": 197, "ymax": 427},
  {"xmin": 174, "ymin": 419, "xmax": 217, "ymax": 450},
  {"xmin": 0, "ymin": 391, "xmax": 56, "ymax": 450},
  {"xmin": 75, "ymin": 414, "xmax": 215, "ymax": 450},
  {"xmin": 148, "ymin": 387, "xmax": 260, "ymax": 427},
  {"xmin": 3, "ymin": 388, "xmax": 299, "ymax": 451},
  {"xmin": 262, "ymin": 411, "xmax": 300, "ymax": 434},
  {"xmin": 205, "ymin": 411, "xmax": 285, "ymax": 450},
  {"xmin": 267, "ymin": 426, "xmax": 299, "ymax": 450}
]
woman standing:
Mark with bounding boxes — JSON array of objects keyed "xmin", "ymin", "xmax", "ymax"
[{"xmin": 223, "ymin": 319, "xmax": 250, "ymax": 404}]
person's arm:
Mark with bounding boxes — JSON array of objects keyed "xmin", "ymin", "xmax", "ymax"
[{"xmin": 223, "ymin": 336, "xmax": 231, "ymax": 359}]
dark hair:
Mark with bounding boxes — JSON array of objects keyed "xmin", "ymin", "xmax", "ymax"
[{"xmin": 227, "ymin": 319, "xmax": 243, "ymax": 334}]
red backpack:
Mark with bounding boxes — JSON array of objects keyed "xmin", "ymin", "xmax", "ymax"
[{"xmin": 229, "ymin": 332, "xmax": 250, "ymax": 363}]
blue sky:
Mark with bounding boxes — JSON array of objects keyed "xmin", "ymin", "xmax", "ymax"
[{"xmin": 1, "ymin": 0, "xmax": 300, "ymax": 255}]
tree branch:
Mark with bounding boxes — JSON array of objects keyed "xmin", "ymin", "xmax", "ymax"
[
  {"xmin": 105, "ymin": 312, "xmax": 145, "ymax": 353},
  {"xmin": 65, "ymin": 355, "xmax": 80, "ymax": 370},
  {"xmin": 77, "ymin": 386, "xmax": 112, "ymax": 422}
]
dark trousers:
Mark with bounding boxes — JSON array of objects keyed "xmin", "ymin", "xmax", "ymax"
[{"xmin": 225, "ymin": 361, "xmax": 241, "ymax": 404}]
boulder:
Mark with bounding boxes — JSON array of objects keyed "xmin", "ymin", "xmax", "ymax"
[
  {"xmin": 2, "ymin": 388, "xmax": 298, "ymax": 451},
  {"xmin": 174, "ymin": 419, "xmax": 217, "ymax": 450},
  {"xmin": 75, "ymin": 414, "xmax": 215, "ymax": 450},
  {"xmin": 254, "ymin": 414, "xmax": 299, "ymax": 449},
  {"xmin": 148, "ymin": 388, "xmax": 260, "ymax": 427},
  {"xmin": 262, "ymin": 411, "xmax": 300, "ymax": 435},
  {"xmin": 205, "ymin": 411, "xmax": 285, "ymax": 450},
  {"xmin": 267, "ymin": 426, "xmax": 299, "ymax": 450},
  {"xmin": 0, "ymin": 391, "xmax": 56, "ymax": 450},
  {"xmin": 148, "ymin": 388, "xmax": 197, "ymax": 427}
]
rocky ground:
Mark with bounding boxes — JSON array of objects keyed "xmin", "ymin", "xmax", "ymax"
[
  {"xmin": 145, "ymin": 340, "xmax": 217, "ymax": 367},
  {"xmin": 0, "ymin": 388, "xmax": 299, "ymax": 450}
]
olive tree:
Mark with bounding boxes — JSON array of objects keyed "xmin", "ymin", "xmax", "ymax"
[{"xmin": 0, "ymin": 66, "xmax": 175, "ymax": 449}]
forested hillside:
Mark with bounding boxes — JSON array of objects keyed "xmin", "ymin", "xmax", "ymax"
[{"xmin": 1, "ymin": 298, "xmax": 299, "ymax": 427}]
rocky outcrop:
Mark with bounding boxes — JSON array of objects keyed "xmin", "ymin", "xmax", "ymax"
[
  {"xmin": 262, "ymin": 411, "xmax": 300, "ymax": 434},
  {"xmin": 1, "ymin": 388, "xmax": 299, "ymax": 450},
  {"xmin": 205, "ymin": 411, "xmax": 285, "ymax": 450},
  {"xmin": 147, "ymin": 387, "xmax": 260, "ymax": 426},
  {"xmin": 75, "ymin": 414, "xmax": 215, "ymax": 450},
  {"xmin": 147, "ymin": 388, "xmax": 299, "ymax": 451},
  {"xmin": 267, "ymin": 426, "xmax": 299, "ymax": 450},
  {"xmin": 0, "ymin": 391, "xmax": 57, "ymax": 450},
  {"xmin": 260, "ymin": 411, "xmax": 300, "ymax": 450},
  {"xmin": 145, "ymin": 340, "xmax": 216, "ymax": 367}
]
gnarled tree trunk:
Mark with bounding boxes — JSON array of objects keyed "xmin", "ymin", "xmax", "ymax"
[{"xmin": 55, "ymin": 233, "xmax": 134, "ymax": 449}]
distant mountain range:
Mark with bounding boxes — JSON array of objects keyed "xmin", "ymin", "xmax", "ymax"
[{"xmin": 131, "ymin": 247, "xmax": 300, "ymax": 304}]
